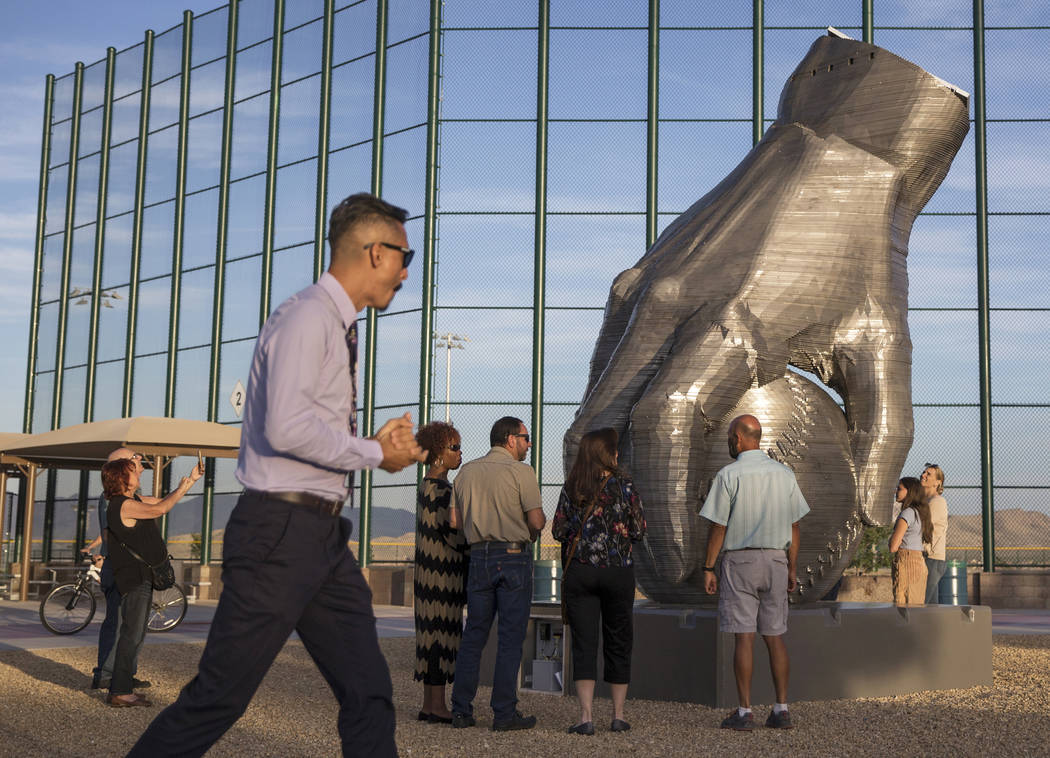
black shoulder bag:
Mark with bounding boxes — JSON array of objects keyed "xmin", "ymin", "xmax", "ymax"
[{"xmin": 109, "ymin": 529, "xmax": 176, "ymax": 591}]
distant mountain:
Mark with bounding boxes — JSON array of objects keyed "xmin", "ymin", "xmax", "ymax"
[
  {"xmin": 947, "ymin": 508, "xmax": 1050, "ymax": 548},
  {"xmin": 368, "ymin": 506, "xmax": 416, "ymax": 538}
]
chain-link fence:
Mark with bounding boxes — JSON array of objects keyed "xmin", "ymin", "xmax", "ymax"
[{"xmin": 13, "ymin": 0, "xmax": 1049, "ymax": 571}]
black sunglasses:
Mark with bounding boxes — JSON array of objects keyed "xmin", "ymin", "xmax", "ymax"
[
  {"xmin": 924, "ymin": 463, "xmax": 939, "ymax": 470},
  {"xmin": 511, "ymin": 433, "xmax": 530, "ymax": 443},
  {"xmin": 448, "ymin": 444, "xmax": 461, "ymax": 452},
  {"xmin": 364, "ymin": 241, "xmax": 414, "ymax": 269}
]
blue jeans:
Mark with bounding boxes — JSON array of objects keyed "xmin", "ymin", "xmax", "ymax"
[
  {"xmin": 95, "ymin": 561, "xmax": 142, "ymax": 683},
  {"xmin": 110, "ymin": 578, "xmax": 152, "ymax": 695},
  {"xmin": 925, "ymin": 557, "xmax": 947, "ymax": 604},
  {"xmin": 451, "ymin": 544, "xmax": 533, "ymax": 722},
  {"xmin": 95, "ymin": 560, "xmax": 120, "ymax": 674}
]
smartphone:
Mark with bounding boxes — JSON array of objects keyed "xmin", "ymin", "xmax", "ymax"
[{"xmin": 197, "ymin": 449, "xmax": 204, "ymax": 471}]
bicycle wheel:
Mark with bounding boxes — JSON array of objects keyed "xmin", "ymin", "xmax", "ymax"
[
  {"xmin": 39, "ymin": 583, "xmax": 96, "ymax": 635},
  {"xmin": 148, "ymin": 584, "xmax": 188, "ymax": 632}
]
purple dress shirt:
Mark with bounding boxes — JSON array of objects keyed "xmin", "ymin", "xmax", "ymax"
[{"xmin": 235, "ymin": 272, "xmax": 382, "ymax": 501}]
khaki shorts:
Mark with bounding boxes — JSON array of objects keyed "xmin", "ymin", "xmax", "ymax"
[{"xmin": 718, "ymin": 549, "xmax": 789, "ymax": 636}]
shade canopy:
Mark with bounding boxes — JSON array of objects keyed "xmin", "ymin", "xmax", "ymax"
[
  {"xmin": 3, "ymin": 417, "xmax": 240, "ymax": 469},
  {"xmin": 0, "ymin": 433, "xmax": 31, "ymax": 470}
]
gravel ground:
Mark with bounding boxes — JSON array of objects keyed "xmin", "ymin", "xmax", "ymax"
[{"xmin": 0, "ymin": 635, "xmax": 1047, "ymax": 757}]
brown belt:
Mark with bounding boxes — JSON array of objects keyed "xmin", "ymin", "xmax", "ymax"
[{"xmin": 244, "ymin": 489, "xmax": 345, "ymax": 517}]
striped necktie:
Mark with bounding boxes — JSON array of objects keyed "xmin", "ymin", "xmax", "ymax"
[{"xmin": 345, "ymin": 321, "xmax": 358, "ymax": 502}]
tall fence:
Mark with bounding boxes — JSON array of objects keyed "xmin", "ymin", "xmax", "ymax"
[{"xmin": 14, "ymin": 0, "xmax": 1049, "ymax": 570}]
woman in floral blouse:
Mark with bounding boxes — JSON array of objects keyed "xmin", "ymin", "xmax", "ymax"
[{"xmin": 553, "ymin": 427, "xmax": 646, "ymax": 736}]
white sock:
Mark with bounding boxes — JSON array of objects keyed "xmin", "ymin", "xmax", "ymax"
[
  {"xmin": 737, "ymin": 707, "xmax": 752, "ymax": 717},
  {"xmin": 773, "ymin": 703, "xmax": 788, "ymax": 714}
]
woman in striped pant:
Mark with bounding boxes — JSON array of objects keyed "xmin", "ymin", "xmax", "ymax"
[{"xmin": 889, "ymin": 477, "xmax": 931, "ymax": 604}]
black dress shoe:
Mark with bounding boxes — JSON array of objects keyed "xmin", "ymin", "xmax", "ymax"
[
  {"xmin": 568, "ymin": 721, "xmax": 595, "ymax": 735},
  {"xmin": 427, "ymin": 713, "xmax": 453, "ymax": 724},
  {"xmin": 610, "ymin": 718, "xmax": 631, "ymax": 732},
  {"xmin": 451, "ymin": 714, "xmax": 476, "ymax": 729},
  {"xmin": 492, "ymin": 711, "xmax": 537, "ymax": 732},
  {"xmin": 417, "ymin": 710, "xmax": 430, "ymax": 721}
]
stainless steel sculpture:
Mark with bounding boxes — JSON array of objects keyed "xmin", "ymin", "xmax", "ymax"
[{"xmin": 565, "ymin": 30, "xmax": 970, "ymax": 603}]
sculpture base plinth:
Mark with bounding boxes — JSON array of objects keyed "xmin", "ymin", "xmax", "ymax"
[
  {"xmin": 596, "ymin": 601, "xmax": 991, "ymax": 707},
  {"xmin": 478, "ymin": 602, "xmax": 991, "ymax": 707}
]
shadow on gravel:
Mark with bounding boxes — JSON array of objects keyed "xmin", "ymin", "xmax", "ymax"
[{"xmin": 0, "ymin": 649, "xmax": 92, "ymax": 692}]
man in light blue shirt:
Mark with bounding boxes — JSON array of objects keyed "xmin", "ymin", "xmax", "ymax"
[
  {"xmin": 130, "ymin": 194, "xmax": 425, "ymax": 758},
  {"xmin": 700, "ymin": 414, "xmax": 809, "ymax": 732}
]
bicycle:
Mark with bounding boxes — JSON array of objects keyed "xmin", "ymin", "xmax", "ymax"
[{"xmin": 39, "ymin": 556, "xmax": 189, "ymax": 635}]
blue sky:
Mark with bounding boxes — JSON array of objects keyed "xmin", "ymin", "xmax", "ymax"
[{"xmin": 0, "ymin": 1, "xmax": 223, "ymax": 435}]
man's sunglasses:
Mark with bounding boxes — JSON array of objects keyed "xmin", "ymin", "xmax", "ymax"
[
  {"xmin": 511, "ymin": 433, "xmax": 530, "ymax": 443},
  {"xmin": 364, "ymin": 241, "xmax": 414, "ymax": 269}
]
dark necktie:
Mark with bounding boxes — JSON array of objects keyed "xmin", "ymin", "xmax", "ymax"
[{"xmin": 345, "ymin": 321, "xmax": 358, "ymax": 501}]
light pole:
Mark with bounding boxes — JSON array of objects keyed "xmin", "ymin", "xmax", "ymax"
[
  {"xmin": 433, "ymin": 332, "xmax": 469, "ymax": 423},
  {"xmin": 70, "ymin": 286, "xmax": 122, "ymax": 308}
]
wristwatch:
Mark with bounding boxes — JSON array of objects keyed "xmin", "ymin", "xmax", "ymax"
[{"xmin": 703, "ymin": 565, "xmax": 716, "ymax": 572}]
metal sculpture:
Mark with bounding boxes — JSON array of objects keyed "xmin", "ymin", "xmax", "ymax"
[{"xmin": 565, "ymin": 30, "xmax": 970, "ymax": 603}]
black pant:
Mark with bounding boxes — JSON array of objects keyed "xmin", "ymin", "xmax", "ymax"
[
  {"xmin": 563, "ymin": 563, "xmax": 635, "ymax": 683},
  {"xmin": 110, "ymin": 578, "xmax": 151, "ymax": 695},
  {"xmin": 127, "ymin": 491, "xmax": 396, "ymax": 758}
]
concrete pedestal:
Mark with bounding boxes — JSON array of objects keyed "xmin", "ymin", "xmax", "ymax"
[
  {"xmin": 606, "ymin": 602, "xmax": 992, "ymax": 706},
  {"xmin": 480, "ymin": 602, "xmax": 992, "ymax": 707},
  {"xmin": 188, "ymin": 563, "xmax": 223, "ymax": 601}
]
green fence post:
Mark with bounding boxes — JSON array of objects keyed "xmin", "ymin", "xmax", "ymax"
[
  {"xmin": 862, "ymin": 0, "xmax": 873, "ymax": 44},
  {"xmin": 203, "ymin": 1, "xmax": 239, "ymax": 565},
  {"xmin": 23, "ymin": 74, "xmax": 54, "ymax": 434},
  {"xmin": 85, "ymin": 49, "xmax": 116, "ymax": 425},
  {"xmin": 646, "ymin": 0, "xmax": 659, "ymax": 249},
  {"xmin": 752, "ymin": 0, "xmax": 763, "ymax": 146},
  {"xmin": 24, "ymin": 75, "xmax": 55, "ymax": 434},
  {"xmin": 418, "ymin": 0, "xmax": 443, "ymax": 432},
  {"xmin": 75, "ymin": 471, "xmax": 89, "ymax": 553},
  {"xmin": 972, "ymin": 0, "xmax": 994, "ymax": 572},
  {"xmin": 122, "ymin": 31, "xmax": 155, "ymax": 417},
  {"xmin": 166, "ymin": 12, "xmax": 194, "ymax": 421},
  {"xmin": 42, "ymin": 469, "xmax": 56, "ymax": 563},
  {"xmin": 52, "ymin": 62, "xmax": 84, "ymax": 431},
  {"xmin": 260, "ymin": 0, "xmax": 286, "ymax": 324},
  {"xmin": 314, "ymin": 0, "xmax": 335, "ymax": 282},
  {"xmin": 531, "ymin": 0, "xmax": 550, "ymax": 560},
  {"xmin": 360, "ymin": 0, "xmax": 390, "ymax": 568}
]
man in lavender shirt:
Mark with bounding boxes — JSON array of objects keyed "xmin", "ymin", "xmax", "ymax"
[{"xmin": 129, "ymin": 194, "xmax": 425, "ymax": 758}]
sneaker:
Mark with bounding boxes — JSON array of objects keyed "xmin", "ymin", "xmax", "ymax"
[
  {"xmin": 492, "ymin": 711, "xmax": 537, "ymax": 732},
  {"xmin": 720, "ymin": 709, "xmax": 754, "ymax": 731},
  {"xmin": 451, "ymin": 714, "xmax": 476, "ymax": 729},
  {"xmin": 765, "ymin": 709, "xmax": 793, "ymax": 729}
]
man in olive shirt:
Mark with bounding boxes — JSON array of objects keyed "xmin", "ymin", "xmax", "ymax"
[{"xmin": 449, "ymin": 417, "xmax": 545, "ymax": 731}]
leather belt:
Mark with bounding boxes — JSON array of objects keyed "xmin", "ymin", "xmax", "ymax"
[
  {"xmin": 470, "ymin": 540, "xmax": 527, "ymax": 552},
  {"xmin": 244, "ymin": 489, "xmax": 344, "ymax": 517}
]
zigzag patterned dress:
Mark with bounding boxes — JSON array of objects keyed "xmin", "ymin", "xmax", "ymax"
[{"xmin": 413, "ymin": 477, "xmax": 468, "ymax": 685}]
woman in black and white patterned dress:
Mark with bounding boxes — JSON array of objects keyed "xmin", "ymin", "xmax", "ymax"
[{"xmin": 413, "ymin": 421, "xmax": 467, "ymax": 723}]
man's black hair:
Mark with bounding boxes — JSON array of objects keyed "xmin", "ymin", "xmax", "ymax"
[
  {"xmin": 328, "ymin": 193, "xmax": 408, "ymax": 255},
  {"xmin": 490, "ymin": 416, "xmax": 524, "ymax": 448}
]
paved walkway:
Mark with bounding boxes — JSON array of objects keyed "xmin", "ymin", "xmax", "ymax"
[
  {"xmin": 0, "ymin": 598, "xmax": 415, "ymax": 652},
  {"xmin": 1, "ymin": 598, "xmax": 1045, "ymax": 652}
]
